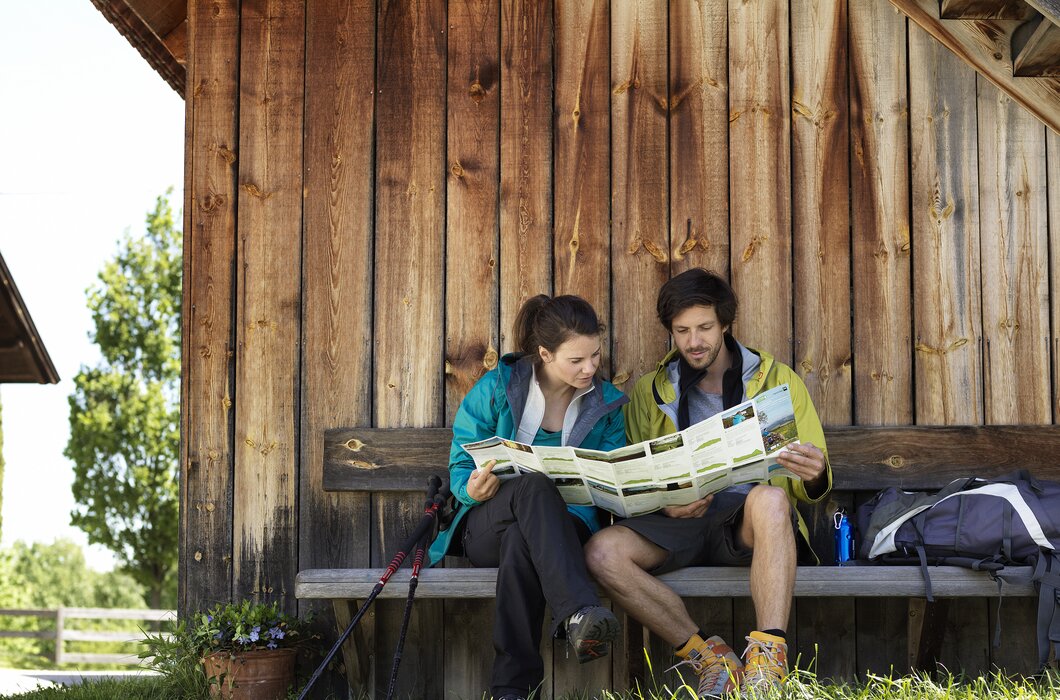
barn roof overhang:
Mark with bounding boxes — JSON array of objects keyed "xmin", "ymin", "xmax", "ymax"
[
  {"xmin": 0, "ymin": 252, "xmax": 59, "ymax": 385},
  {"xmin": 90, "ymin": 0, "xmax": 186, "ymax": 97}
]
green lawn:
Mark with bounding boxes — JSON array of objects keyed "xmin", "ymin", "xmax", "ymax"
[{"xmin": 3, "ymin": 670, "xmax": 1057, "ymax": 700}]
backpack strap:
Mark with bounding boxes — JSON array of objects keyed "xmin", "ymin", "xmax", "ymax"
[{"xmin": 915, "ymin": 543, "xmax": 934, "ymax": 602}]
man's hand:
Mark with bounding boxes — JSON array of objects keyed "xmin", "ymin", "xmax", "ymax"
[
  {"xmin": 661, "ymin": 494, "xmax": 713, "ymax": 519},
  {"xmin": 776, "ymin": 442, "xmax": 827, "ymax": 487},
  {"xmin": 466, "ymin": 460, "xmax": 500, "ymax": 502}
]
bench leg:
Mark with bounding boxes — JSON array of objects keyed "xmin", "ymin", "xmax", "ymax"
[
  {"xmin": 333, "ymin": 599, "xmax": 375, "ymax": 698},
  {"xmin": 907, "ymin": 598, "xmax": 948, "ymax": 672}
]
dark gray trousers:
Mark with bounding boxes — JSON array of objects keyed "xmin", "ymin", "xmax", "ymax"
[{"xmin": 462, "ymin": 472, "xmax": 598, "ymax": 698}]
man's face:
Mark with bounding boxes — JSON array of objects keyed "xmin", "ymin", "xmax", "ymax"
[{"xmin": 670, "ymin": 304, "xmax": 729, "ymax": 372}]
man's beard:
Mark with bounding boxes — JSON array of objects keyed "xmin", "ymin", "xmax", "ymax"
[{"xmin": 681, "ymin": 342, "xmax": 721, "ymax": 371}]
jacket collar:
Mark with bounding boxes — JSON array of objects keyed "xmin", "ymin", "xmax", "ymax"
[
  {"xmin": 502, "ymin": 353, "xmax": 628, "ymax": 447},
  {"xmin": 651, "ymin": 337, "xmax": 767, "ymax": 424}
]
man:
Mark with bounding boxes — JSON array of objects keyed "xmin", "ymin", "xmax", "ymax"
[{"xmin": 585, "ymin": 269, "xmax": 831, "ymax": 698}]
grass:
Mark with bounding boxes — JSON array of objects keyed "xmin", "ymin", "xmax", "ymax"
[{"xmin": 2, "ymin": 670, "xmax": 1057, "ymax": 700}]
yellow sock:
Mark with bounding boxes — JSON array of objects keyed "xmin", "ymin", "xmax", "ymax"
[{"xmin": 749, "ymin": 630, "xmax": 786, "ymax": 645}]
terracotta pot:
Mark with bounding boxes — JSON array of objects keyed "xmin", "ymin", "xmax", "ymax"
[{"xmin": 203, "ymin": 648, "xmax": 297, "ymax": 700}]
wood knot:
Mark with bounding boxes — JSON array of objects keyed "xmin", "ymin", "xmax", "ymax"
[
  {"xmin": 450, "ymin": 161, "xmax": 464, "ymax": 178},
  {"xmin": 468, "ymin": 81, "xmax": 486, "ymax": 103},
  {"xmin": 612, "ymin": 371, "xmax": 630, "ymax": 386},
  {"xmin": 344, "ymin": 438, "xmax": 365, "ymax": 452},
  {"xmin": 887, "ymin": 455, "xmax": 905, "ymax": 468}
]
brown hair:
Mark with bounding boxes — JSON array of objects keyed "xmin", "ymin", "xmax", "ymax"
[
  {"xmin": 656, "ymin": 268, "xmax": 738, "ymax": 331},
  {"xmin": 513, "ymin": 295, "xmax": 603, "ymax": 363}
]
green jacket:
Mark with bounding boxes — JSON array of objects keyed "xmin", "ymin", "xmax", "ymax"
[
  {"xmin": 624, "ymin": 342, "xmax": 832, "ymax": 560},
  {"xmin": 428, "ymin": 353, "xmax": 629, "ymax": 565}
]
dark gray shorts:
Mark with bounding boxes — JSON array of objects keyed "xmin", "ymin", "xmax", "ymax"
[{"xmin": 612, "ymin": 486, "xmax": 804, "ymax": 574}]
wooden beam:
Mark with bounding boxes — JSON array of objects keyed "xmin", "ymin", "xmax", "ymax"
[
  {"xmin": 890, "ymin": 0, "xmax": 1060, "ymax": 134},
  {"xmin": 323, "ymin": 425, "xmax": 1060, "ymax": 491},
  {"xmin": 940, "ymin": 0, "xmax": 1034, "ymax": 20},
  {"xmin": 89, "ymin": 0, "xmax": 185, "ymax": 95},
  {"xmin": 1014, "ymin": 18, "xmax": 1060, "ymax": 76},
  {"xmin": 1024, "ymin": 0, "xmax": 1060, "ymax": 24},
  {"xmin": 161, "ymin": 20, "xmax": 187, "ymax": 66}
]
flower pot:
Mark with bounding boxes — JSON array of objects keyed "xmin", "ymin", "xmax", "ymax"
[{"xmin": 203, "ymin": 648, "xmax": 297, "ymax": 700}]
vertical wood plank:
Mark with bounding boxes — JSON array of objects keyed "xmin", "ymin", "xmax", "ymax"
[
  {"xmin": 1051, "ymin": 130, "xmax": 1060, "ymax": 423},
  {"xmin": 446, "ymin": 0, "xmax": 500, "ymax": 423},
  {"xmin": 611, "ymin": 1, "xmax": 669, "ymax": 389},
  {"xmin": 181, "ymin": 0, "xmax": 239, "ymax": 615},
  {"xmin": 301, "ymin": 0, "xmax": 376, "ymax": 694},
  {"xmin": 554, "ymin": 0, "xmax": 611, "ymax": 338},
  {"xmin": 850, "ymin": 1, "xmax": 912, "ymax": 427},
  {"xmin": 909, "ymin": 23, "xmax": 983, "ymax": 425},
  {"xmin": 445, "ymin": 3, "xmax": 499, "ymax": 695},
  {"xmin": 849, "ymin": 3, "xmax": 912, "ymax": 676},
  {"xmin": 374, "ymin": 1, "xmax": 447, "ymax": 696},
  {"xmin": 989, "ymin": 596, "xmax": 1040, "ymax": 676},
  {"xmin": 728, "ymin": 0, "xmax": 792, "ymax": 363},
  {"xmin": 977, "ymin": 81, "xmax": 1051, "ymax": 425},
  {"xmin": 374, "ymin": 0, "xmax": 446, "ymax": 427},
  {"xmin": 790, "ymin": 0, "xmax": 854, "ymax": 672},
  {"xmin": 444, "ymin": 600, "xmax": 494, "ymax": 700},
  {"xmin": 232, "ymin": 0, "xmax": 304, "ymax": 609},
  {"xmin": 500, "ymin": 0, "xmax": 553, "ymax": 353},
  {"xmin": 938, "ymin": 599, "xmax": 990, "ymax": 676},
  {"xmin": 792, "ymin": 0, "xmax": 852, "ymax": 426},
  {"xmin": 669, "ymin": 0, "xmax": 729, "ymax": 276}
]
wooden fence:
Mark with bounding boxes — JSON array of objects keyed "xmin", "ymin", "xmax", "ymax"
[{"xmin": 0, "ymin": 607, "xmax": 175, "ymax": 665}]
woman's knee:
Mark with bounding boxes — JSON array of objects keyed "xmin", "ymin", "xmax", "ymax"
[{"xmin": 516, "ymin": 471, "xmax": 559, "ymax": 495}]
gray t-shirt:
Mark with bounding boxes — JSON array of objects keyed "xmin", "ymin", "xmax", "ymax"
[{"xmin": 686, "ymin": 385, "xmax": 724, "ymax": 426}]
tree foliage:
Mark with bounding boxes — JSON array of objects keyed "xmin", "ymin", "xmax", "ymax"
[
  {"xmin": 65, "ymin": 193, "xmax": 181, "ymax": 608},
  {"xmin": 0, "ymin": 539, "xmax": 146, "ymax": 666}
]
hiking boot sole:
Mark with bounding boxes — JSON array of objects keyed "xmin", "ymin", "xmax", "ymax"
[{"xmin": 570, "ymin": 612, "xmax": 621, "ymax": 663}]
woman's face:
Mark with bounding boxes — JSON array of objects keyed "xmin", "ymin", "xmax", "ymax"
[{"xmin": 538, "ymin": 334, "xmax": 601, "ymax": 389}]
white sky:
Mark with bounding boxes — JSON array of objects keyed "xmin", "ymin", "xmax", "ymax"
[{"xmin": 0, "ymin": 2, "xmax": 185, "ymax": 570}]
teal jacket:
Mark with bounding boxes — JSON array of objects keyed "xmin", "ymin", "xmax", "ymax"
[{"xmin": 428, "ymin": 353, "xmax": 629, "ymax": 565}]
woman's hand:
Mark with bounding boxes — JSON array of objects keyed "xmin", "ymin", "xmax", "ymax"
[{"xmin": 466, "ymin": 460, "xmax": 501, "ymax": 502}]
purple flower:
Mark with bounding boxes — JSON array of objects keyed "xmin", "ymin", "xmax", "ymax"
[
  {"xmin": 266, "ymin": 641, "xmax": 277, "ymax": 649},
  {"xmin": 268, "ymin": 626, "xmax": 285, "ymax": 640},
  {"xmin": 249, "ymin": 626, "xmax": 260, "ymax": 642}
]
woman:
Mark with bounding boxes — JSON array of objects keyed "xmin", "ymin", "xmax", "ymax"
[{"xmin": 428, "ymin": 294, "xmax": 628, "ymax": 700}]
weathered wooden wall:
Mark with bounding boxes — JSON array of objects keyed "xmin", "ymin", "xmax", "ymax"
[{"xmin": 179, "ymin": 0, "xmax": 1060, "ymax": 697}]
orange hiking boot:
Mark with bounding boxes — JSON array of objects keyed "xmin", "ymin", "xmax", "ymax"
[
  {"xmin": 741, "ymin": 631, "xmax": 788, "ymax": 696},
  {"xmin": 669, "ymin": 634, "xmax": 744, "ymax": 698}
]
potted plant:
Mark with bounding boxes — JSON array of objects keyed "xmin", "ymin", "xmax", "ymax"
[{"xmin": 142, "ymin": 599, "xmax": 316, "ymax": 700}]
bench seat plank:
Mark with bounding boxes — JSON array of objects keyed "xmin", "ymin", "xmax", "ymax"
[{"xmin": 296, "ymin": 565, "xmax": 1035, "ymax": 599}]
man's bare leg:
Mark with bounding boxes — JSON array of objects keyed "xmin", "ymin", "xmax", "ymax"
[
  {"xmin": 737, "ymin": 485, "xmax": 797, "ymax": 631},
  {"xmin": 584, "ymin": 526, "xmax": 699, "ymax": 647}
]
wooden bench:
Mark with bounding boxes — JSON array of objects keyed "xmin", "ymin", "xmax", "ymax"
[{"xmin": 297, "ymin": 425, "xmax": 1060, "ymax": 693}]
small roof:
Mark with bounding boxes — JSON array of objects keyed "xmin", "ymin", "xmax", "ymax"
[
  {"xmin": 0, "ymin": 252, "xmax": 59, "ymax": 384},
  {"xmin": 90, "ymin": 0, "xmax": 186, "ymax": 96}
]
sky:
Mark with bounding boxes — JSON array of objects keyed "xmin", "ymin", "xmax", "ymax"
[{"xmin": 0, "ymin": 2, "xmax": 185, "ymax": 570}]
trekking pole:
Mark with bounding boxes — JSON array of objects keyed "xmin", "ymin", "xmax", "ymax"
[
  {"xmin": 297, "ymin": 476, "xmax": 449, "ymax": 700},
  {"xmin": 384, "ymin": 533, "xmax": 429, "ymax": 700}
]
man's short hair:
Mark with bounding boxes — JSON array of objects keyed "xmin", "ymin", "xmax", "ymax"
[{"xmin": 656, "ymin": 268, "xmax": 738, "ymax": 331}]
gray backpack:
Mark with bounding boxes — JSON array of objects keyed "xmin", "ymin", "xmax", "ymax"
[{"xmin": 856, "ymin": 471, "xmax": 1060, "ymax": 669}]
